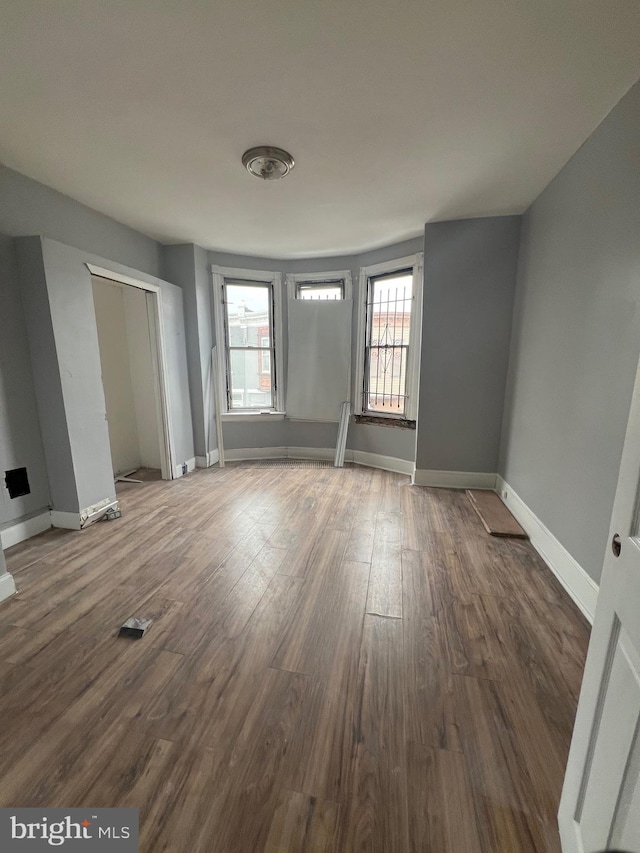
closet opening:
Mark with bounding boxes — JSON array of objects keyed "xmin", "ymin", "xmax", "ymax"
[{"xmin": 90, "ymin": 273, "xmax": 174, "ymax": 483}]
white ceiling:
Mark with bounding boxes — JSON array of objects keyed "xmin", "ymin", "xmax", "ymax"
[{"xmin": 0, "ymin": 1, "xmax": 639, "ymax": 259}]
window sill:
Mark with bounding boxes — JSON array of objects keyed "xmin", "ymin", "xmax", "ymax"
[
  {"xmin": 353, "ymin": 414, "xmax": 416, "ymax": 430},
  {"xmin": 221, "ymin": 411, "xmax": 286, "ymax": 422}
]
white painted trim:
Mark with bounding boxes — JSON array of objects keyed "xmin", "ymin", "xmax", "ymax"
[
  {"xmin": 359, "ymin": 253, "xmax": 424, "ymax": 279},
  {"xmin": 196, "ymin": 449, "xmax": 219, "ymax": 468},
  {"xmin": 86, "ymin": 263, "xmax": 160, "ymax": 293},
  {"xmin": 287, "ymin": 446, "xmax": 334, "ymax": 461},
  {"xmin": 496, "ymin": 476, "xmax": 599, "ymax": 623},
  {"xmin": 211, "ymin": 265, "xmax": 285, "ymax": 415},
  {"xmin": 349, "ymin": 450, "xmax": 413, "ymax": 476},
  {"xmin": 173, "ymin": 457, "xmax": 197, "ymax": 478},
  {"xmin": 51, "ymin": 497, "xmax": 119, "ymax": 531},
  {"xmin": 412, "ymin": 469, "xmax": 497, "ymax": 489},
  {"xmin": 51, "ymin": 509, "xmax": 82, "ymax": 530},
  {"xmin": 354, "ymin": 252, "xmax": 423, "ymax": 421},
  {"xmin": 0, "ymin": 512, "xmax": 51, "ymax": 549},
  {"xmin": 224, "ymin": 445, "xmax": 412, "ymax": 474},
  {"xmin": 225, "ymin": 446, "xmax": 288, "ymax": 462},
  {"xmin": 80, "ymin": 496, "xmax": 119, "ymax": 526},
  {"xmin": 354, "ymin": 267, "xmax": 367, "ymax": 415},
  {"xmin": 285, "ymin": 269, "xmax": 353, "ymax": 301},
  {"xmin": 221, "ymin": 412, "xmax": 286, "ymax": 422},
  {"xmin": 88, "ymin": 264, "xmax": 176, "ymax": 481},
  {"xmin": 287, "ymin": 418, "xmax": 337, "ymax": 424},
  {"xmin": 210, "ymin": 265, "xmax": 278, "ymax": 283},
  {"xmin": 146, "ymin": 291, "xmax": 176, "ymax": 480},
  {"xmin": 0, "ymin": 572, "xmax": 17, "ymax": 603},
  {"xmin": 50, "ymin": 510, "xmax": 82, "ymax": 530}
]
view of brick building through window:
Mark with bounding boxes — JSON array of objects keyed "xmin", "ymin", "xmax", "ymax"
[
  {"xmin": 224, "ymin": 282, "xmax": 274, "ymax": 409},
  {"xmin": 365, "ymin": 273, "xmax": 413, "ymax": 415}
]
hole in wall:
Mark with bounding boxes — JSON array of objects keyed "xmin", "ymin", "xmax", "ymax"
[{"xmin": 5, "ymin": 467, "xmax": 30, "ymax": 499}]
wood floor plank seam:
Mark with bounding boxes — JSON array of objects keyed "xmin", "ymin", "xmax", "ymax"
[{"xmin": 0, "ymin": 465, "xmax": 589, "ymax": 851}]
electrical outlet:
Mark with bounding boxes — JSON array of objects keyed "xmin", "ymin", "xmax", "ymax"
[{"xmin": 503, "ymin": 490, "xmax": 508, "ymax": 499}]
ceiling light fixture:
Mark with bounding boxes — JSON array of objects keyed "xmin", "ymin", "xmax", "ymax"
[{"xmin": 242, "ymin": 146, "xmax": 295, "ymax": 181}]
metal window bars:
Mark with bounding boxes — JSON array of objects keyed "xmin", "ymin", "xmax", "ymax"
[{"xmin": 363, "ymin": 274, "xmax": 413, "ymax": 415}]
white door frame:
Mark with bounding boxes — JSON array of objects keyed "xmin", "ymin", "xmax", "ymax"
[
  {"xmin": 87, "ymin": 263, "xmax": 176, "ymax": 480},
  {"xmin": 559, "ymin": 351, "xmax": 640, "ymax": 851}
]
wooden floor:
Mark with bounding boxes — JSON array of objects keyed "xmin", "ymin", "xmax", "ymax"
[{"xmin": 0, "ymin": 465, "xmax": 590, "ymax": 852}]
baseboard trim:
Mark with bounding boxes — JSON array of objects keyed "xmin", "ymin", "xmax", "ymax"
[
  {"xmin": 196, "ymin": 450, "xmax": 220, "ymax": 468},
  {"xmin": 224, "ymin": 446, "xmax": 413, "ymax": 475},
  {"xmin": 0, "ymin": 572, "xmax": 17, "ymax": 603},
  {"xmin": 496, "ymin": 476, "xmax": 598, "ymax": 623},
  {"xmin": 51, "ymin": 497, "xmax": 119, "ymax": 531},
  {"xmin": 225, "ymin": 447, "xmax": 288, "ymax": 462},
  {"xmin": 349, "ymin": 450, "xmax": 413, "ymax": 476},
  {"xmin": 50, "ymin": 511, "xmax": 83, "ymax": 531},
  {"xmin": 413, "ymin": 469, "xmax": 497, "ymax": 489},
  {"xmin": 173, "ymin": 457, "xmax": 197, "ymax": 478},
  {"xmin": 0, "ymin": 511, "xmax": 51, "ymax": 549},
  {"xmin": 287, "ymin": 446, "xmax": 335, "ymax": 461}
]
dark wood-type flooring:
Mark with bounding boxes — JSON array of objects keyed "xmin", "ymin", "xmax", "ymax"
[{"xmin": 0, "ymin": 465, "xmax": 590, "ymax": 851}]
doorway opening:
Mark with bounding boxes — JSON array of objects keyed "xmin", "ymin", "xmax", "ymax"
[{"xmin": 90, "ymin": 272, "xmax": 174, "ymax": 482}]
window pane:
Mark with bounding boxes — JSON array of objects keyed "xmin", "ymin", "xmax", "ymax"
[
  {"xmin": 225, "ymin": 282, "xmax": 271, "ymax": 347},
  {"xmin": 229, "ymin": 349, "xmax": 273, "ymax": 409},
  {"xmin": 365, "ymin": 272, "xmax": 413, "ymax": 415},
  {"xmin": 297, "ymin": 281, "xmax": 344, "ymax": 300},
  {"xmin": 367, "ymin": 348, "xmax": 408, "ymax": 413}
]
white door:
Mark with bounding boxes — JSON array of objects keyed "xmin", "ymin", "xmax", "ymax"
[{"xmin": 559, "ymin": 359, "xmax": 640, "ymax": 852}]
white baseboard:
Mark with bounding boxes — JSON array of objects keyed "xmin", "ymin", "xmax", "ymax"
[
  {"xmin": 50, "ymin": 510, "xmax": 83, "ymax": 531},
  {"xmin": 224, "ymin": 445, "xmax": 413, "ymax": 475},
  {"xmin": 287, "ymin": 446, "xmax": 334, "ymax": 461},
  {"xmin": 0, "ymin": 511, "xmax": 51, "ymax": 549},
  {"xmin": 196, "ymin": 450, "xmax": 219, "ymax": 468},
  {"xmin": 349, "ymin": 450, "xmax": 413, "ymax": 476},
  {"xmin": 413, "ymin": 469, "xmax": 497, "ymax": 489},
  {"xmin": 173, "ymin": 457, "xmax": 197, "ymax": 478},
  {"xmin": 0, "ymin": 572, "xmax": 17, "ymax": 603},
  {"xmin": 225, "ymin": 447, "xmax": 288, "ymax": 462},
  {"xmin": 51, "ymin": 497, "xmax": 119, "ymax": 531},
  {"xmin": 496, "ymin": 476, "xmax": 599, "ymax": 623}
]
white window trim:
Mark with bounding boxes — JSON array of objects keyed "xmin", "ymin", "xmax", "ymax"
[
  {"xmin": 285, "ymin": 269, "xmax": 352, "ymax": 301},
  {"xmin": 211, "ymin": 265, "xmax": 285, "ymax": 417},
  {"xmin": 354, "ymin": 253, "xmax": 424, "ymax": 421}
]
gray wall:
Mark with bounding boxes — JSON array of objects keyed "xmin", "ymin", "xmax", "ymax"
[
  {"xmin": 416, "ymin": 216, "xmax": 521, "ymax": 473},
  {"xmin": 0, "ymin": 164, "xmax": 165, "ymax": 530},
  {"xmin": 0, "ymin": 234, "xmax": 51, "ymax": 530},
  {"xmin": 210, "ymin": 237, "xmax": 424, "ymax": 462},
  {"xmin": 500, "ymin": 79, "xmax": 640, "ymax": 585},
  {"xmin": 161, "ymin": 244, "xmax": 216, "ymax": 459},
  {"xmin": 16, "ymin": 237, "xmax": 81, "ymax": 512},
  {"xmin": 17, "ymin": 236, "xmax": 194, "ymax": 514},
  {"xmin": 0, "ymin": 166, "xmax": 160, "ymax": 277}
]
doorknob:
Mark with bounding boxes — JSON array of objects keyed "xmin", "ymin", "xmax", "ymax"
[{"xmin": 611, "ymin": 533, "xmax": 622, "ymax": 557}]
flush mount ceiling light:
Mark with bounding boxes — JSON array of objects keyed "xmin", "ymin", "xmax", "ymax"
[{"xmin": 242, "ymin": 146, "xmax": 295, "ymax": 180}]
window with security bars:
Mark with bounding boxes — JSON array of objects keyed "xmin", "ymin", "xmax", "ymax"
[
  {"xmin": 222, "ymin": 280, "xmax": 276, "ymax": 410},
  {"xmin": 363, "ymin": 270, "xmax": 413, "ymax": 416}
]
